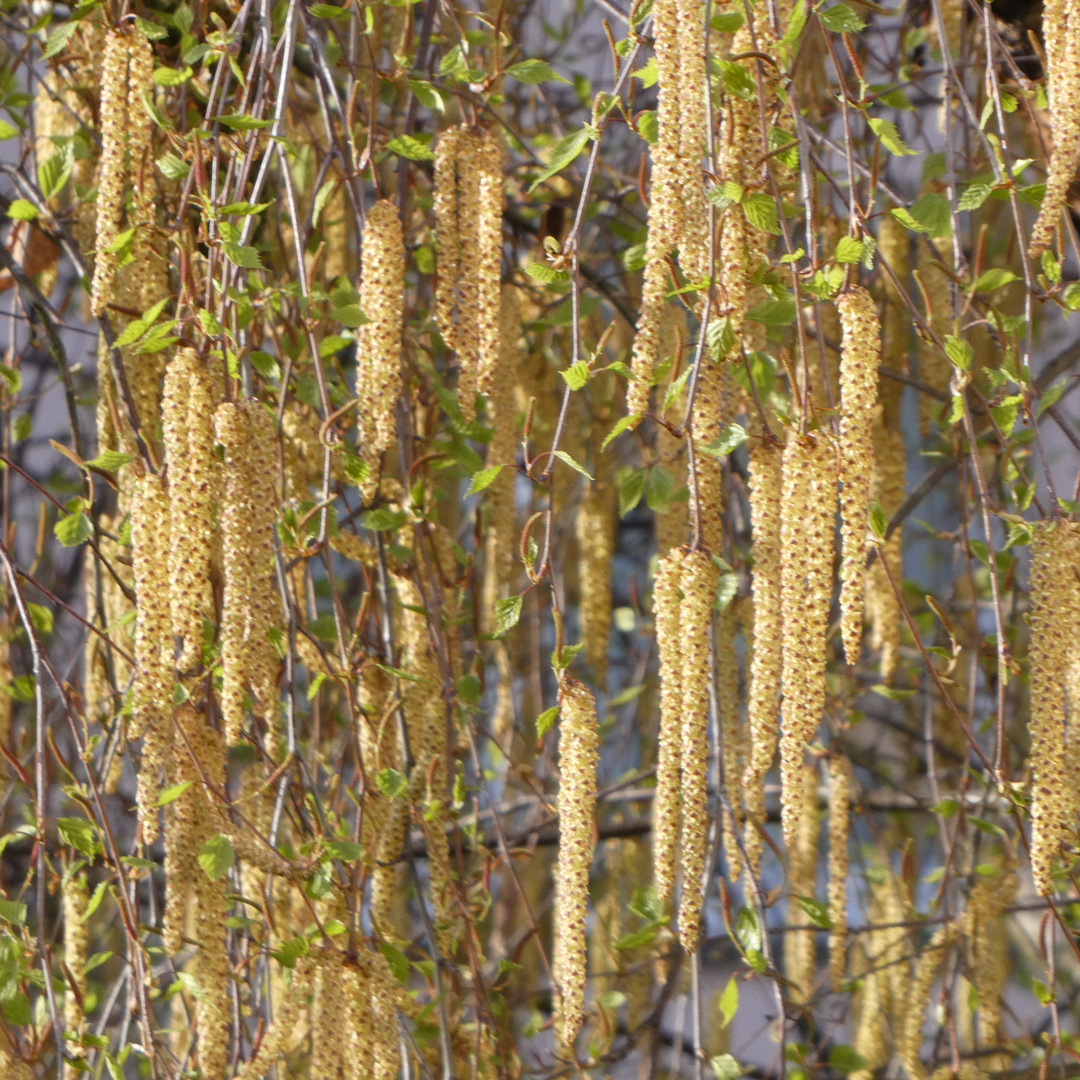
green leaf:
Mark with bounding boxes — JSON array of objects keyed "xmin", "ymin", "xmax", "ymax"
[
  {"xmin": 602, "ymin": 414, "xmax": 639, "ymax": 450},
  {"xmin": 528, "ymin": 127, "xmax": 593, "ymax": 194},
  {"xmin": 535, "ymin": 706, "xmax": 559, "ymax": 738},
  {"xmin": 154, "ymin": 781, "xmax": 193, "ymax": 807},
  {"xmin": 0, "ymin": 899, "xmax": 26, "ymax": 927},
  {"xmin": 361, "ymin": 509, "xmax": 406, "ymax": 532},
  {"xmin": 975, "ymin": 267, "xmax": 1019, "ymax": 291},
  {"xmin": 890, "ymin": 206, "xmax": 930, "ymax": 233},
  {"xmin": 702, "ymin": 423, "xmax": 748, "ymax": 458},
  {"xmin": 526, "ymin": 262, "xmax": 569, "ymax": 284},
  {"xmin": 380, "ymin": 942, "xmax": 410, "ymax": 984},
  {"xmin": 719, "ymin": 977, "xmax": 738, "ymax": 1027},
  {"xmin": 405, "ymin": 80, "xmax": 445, "ymax": 113},
  {"xmin": 931, "ymin": 797, "xmax": 959, "ymax": 816},
  {"xmin": 712, "ymin": 10, "xmax": 743, "ymax": 30},
  {"xmin": 54, "ymin": 511, "xmax": 93, "ymax": 548},
  {"xmin": 637, "ymin": 110, "xmax": 658, "ymax": 144},
  {"xmin": 57, "ymin": 817, "xmax": 97, "ymax": 859},
  {"xmin": 798, "ymin": 895, "xmax": 833, "ymax": 930},
  {"xmin": 868, "ymin": 117, "xmax": 917, "ymax": 157},
  {"xmin": 505, "ymin": 59, "xmax": 569, "ymax": 84},
  {"xmin": 710, "ymin": 1054, "xmax": 744, "ymax": 1080},
  {"xmin": 944, "ymin": 335, "xmax": 973, "ymax": 371},
  {"xmin": 325, "ymin": 839, "xmax": 363, "ymax": 861},
  {"xmin": 833, "ymin": 236, "xmax": 864, "ymax": 264},
  {"xmin": 385, "ymin": 134, "xmax": 436, "ymax": 162},
  {"xmin": 615, "ymin": 923, "xmax": 661, "ymax": 949},
  {"xmin": 197, "ymin": 835, "xmax": 236, "ymax": 879},
  {"xmin": 958, "ymin": 180, "xmax": 992, "ymax": 211},
  {"xmin": 742, "ymin": 192, "xmax": 780, "ymax": 235},
  {"xmin": 376, "ymin": 769, "xmax": 410, "ymax": 798},
  {"xmin": 553, "ymin": 450, "xmax": 593, "ymax": 479},
  {"xmin": 746, "ymin": 298, "xmax": 795, "ymax": 326},
  {"xmin": 909, "ymin": 193, "xmax": 952, "ymax": 238},
  {"xmin": 818, "ymin": 3, "xmax": 864, "ymax": 31},
  {"xmin": 215, "ymin": 113, "xmax": 273, "ymax": 130},
  {"xmin": 494, "ymin": 596, "xmax": 523, "ymax": 636},
  {"xmin": 42, "ymin": 21, "xmax": 78, "ymax": 58},
  {"xmin": 645, "ymin": 466, "xmax": 675, "ymax": 513},
  {"xmin": 223, "ymin": 243, "xmax": 264, "ymax": 270},
  {"xmin": 633, "ymin": 57, "xmax": 659, "ymax": 88},
  {"xmin": 85, "ymin": 882, "xmax": 109, "ymax": 920},
  {"xmin": 467, "ymin": 466, "xmax": 504, "ymax": 496},
  {"xmin": 7, "ymin": 200, "xmax": 37, "ymax": 222},
  {"xmin": 0, "ymin": 121, "xmax": 16, "ymax": 141},
  {"xmin": 272, "ymin": 935, "xmax": 309, "ymax": 968},
  {"xmin": 153, "ymin": 65, "xmax": 193, "ymax": 86},
  {"xmin": 561, "ymin": 361, "xmax": 590, "ymax": 390},
  {"xmin": 871, "ymin": 683, "xmax": 915, "ymax": 700},
  {"xmin": 220, "ymin": 200, "xmax": 274, "ymax": 217},
  {"xmin": 309, "ymin": 2, "xmax": 348, "ymax": 14},
  {"xmin": 617, "ymin": 467, "xmax": 647, "ymax": 517},
  {"xmin": 714, "ymin": 59, "xmax": 757, "ymax": 101},
  {"xmin": 829, "ymin": 1046, "xmax": 869, "ymax": 1075},
  {"xmin": 868, "ymin": 500, "xmax": 888, "ymax": 540},
  {"xmin": 25, "ymin": 604, "xmax": 53, "ymax": 636}
]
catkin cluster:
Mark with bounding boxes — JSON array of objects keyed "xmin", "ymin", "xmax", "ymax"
[
  {"xmin": 356, "ymin": 199, "xmax": 405, "ymax": 498},
  {"xmin": 1028, "ymin": 0, "xmax": 1080, "ymax": 256},
  {"xmin": 826, "ymin": 755, "xmax": 850, "ymax": 990},
  {"xmin": 434, "ymin": 127, "xmax": 503, "ymax": 422},
  {"xmin": 215, "ymin": 402, "xmax": 282, "ymax": 745},
  {"xmin": 553, "ymin": 678, "xmax": 599, "ymax": 1048},
  {"xmin": 785, "ymin": 762, "xmax": 820, "ymax": 1005},
  {"xmin": 717, "ymin": 601, "xmax": 744, "ymax": 876},
  {"xmin": 779, "ymin": 434, "xmax": 836, "ymax": 848},
  {"xmin": 867, "ymin": 416, "xmax": 906, "ymax": 680},
  {"xmin": 836, "ymin": 286, "xmax": 881, "ymax": 665},
  {"xmin": 916, "ymin": 242, "xmax": 952, "ymax": 435},
  {"xmin": 900, "ymin": 925, "xmax": 956, "ymax": 1080},
  {"xmin": 576, "ymin": 455, "xmax": 616, "ymax": 684},
  {"xmin": 1027, "ymin": 520, "xmax": 1080, "ymax": 892},
  {"xmin": 62, "ymin": 867, "xmax": 88, "ymax": 1068},
  {"xmin": 743, "ymin": 439, "xmax": 783, "ymax": 877}
]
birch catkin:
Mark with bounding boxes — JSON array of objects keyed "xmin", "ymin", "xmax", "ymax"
[
  {"xmin": 779, "ymin": 435, "xmax": 835, "ymax": 848},
  {"xmin": 785, "ymin": 762, "xmax": 820, "ymax": 1005},
  {"xmin": 475, "ymin": 131, "xmax": 503, "ymax": 407},
  {"xmin": 357, "ymin": 199, "xmax": 404, "ymax": 497},
  {"xmin": 653, "ymin": 549, "xmax": 684, "ymax": 908},
  {"xmin": 553, "ymin": 678, "xmax": 599, "ymax": 1048},
  {"xmin": 827, "ymin": 755, "xmax": 850, "ymax": 990},
  {"xmin": 678, "ymin": 548, "xmax": 718, "ymax": 949},
  {"xmin": 743, "ymin": 439, "xmax": 783, "ymax": 877},
  {"xmin": 836, "ymin": 286, "xmax": 881, "ymax": 665},
  {"xmin": 62, "ymin": 867, "xmax": 88, "ymax": 1064},
  {"xmin": 1029, "ymin": 0, "xmax": 1080, "ymax": 257},
  {"xmin": 900, "ymin": 926, "xmax": 955, "ymax": 1080},
  {"xmin": 576, "ymin": 458, "xmax": 616, "ymax": 684}
]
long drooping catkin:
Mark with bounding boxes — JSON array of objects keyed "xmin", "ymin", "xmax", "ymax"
[
  {"xmin": 826, "ymin": 755, "xmax": 850, "ymax": 990},
  {"xmin": 717, "ymin": 602, "xmax": 743, "ymax": 876},
  {"xmin": 62, "ymin": 867, "xmax": 88, "ymax": 1065},
  {"xmin": 90, "ymin": 32, "xmax": 128, "ymax": 317},
  {"xmin": 553, "ymin": 678, "xmax": 599, "ymax": 1048},
  {"xmin": 916, "ymin": 244, "xmax": 952, "ymax": 435},
  {"xmin": 785, "ymin": 762, "xmax": 820, "ymax": 1006},
  {"xmin": 743, "ymin": 439, "xmax": 782, "ymax": 878},
  {"xmin": 131, "ymin": 473, "xmax": 172, "ymax": 843},
  {"xmin": 674, "ymin": 0, "xmax": 709, "ymax": 286},
  {"xmin": 125, "ymin": 29, "xmax": 161, "ymax": 309},
  {"xmin": 653, "ymin": 549, "xmax": 684, "ymax": 907},
  {"xmin": 836, "ymin": 286, "xmax": 881, "ymax": 665},
  {"xmin": 576, "ymin": 455, "xmax": 616, "ymax": 683},
  {"xmin": 234, "ymin": 958, "xmax": 313, "ymax": 1080},
  {"xmin": 1029, "ymin": 0, "xmax": 1080, "ymax": 257},
  {"xmin": 1027, "ymin": 520, "xmax": 1080, "ymax": 893},
  {"xmin": 867, "ymin": 420, "xmax": 905, "ymax": 680},
  {"xmin": 475, "ymin": 131, "xmax": 503, "ymax": 406},
  {"xmin": 779, "ymin": 435, "xmax": 835, "ymax": 849},
  {"xmin": 677, "ymin": 548, "xmax": 718, "ymax": 949},
  {"xmin": 344, "ymin": 958, "xmax": 375, "ymax": 1080},
  {"xmin": 434, "ymin": 128, "xmax": 463, "ymax": 358},
  {"xmin": 900, "ymin": 926, "xmax": 955, "ymax": 1080},
  {"xmin": 312, "ymin": 950, "xmax": 348, "ymax": 1078},
  {"xmin": 163, "ymin": 350, "xmax": 217, "ymax": 670},
  {"xmin": 215, "ymin": 402, "xmax": 281, "ymax": 744},
  {"xmin": 690, "ymin": 359, "xmax": 725, "ymax": 553},
  {"xmin": 357, "ymin": 200, "xmax": 404, "ymax": 497}
]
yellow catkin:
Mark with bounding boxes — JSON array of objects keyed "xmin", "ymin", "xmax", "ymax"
[
  {"xmin": 964, "ymin": 867, "xmax": 1017, "ymax": 1070},
  {"xmin": 867, "ymin": 419, "xmax": 906, "ymax": 680},
  {"xmin": 311, "ymin": 950, "xmax": 348, "ymax": 1079},
  {"xmin": 717, "ymin": 602, "xmax": 742, "ymax": 876},
  {"xmin": 90, "ymin": 32, "xmax": 128, "ymax": 317},
  {"xmin": 851, "ymin": 963, "xmax": 886, "ymax": 1080},
  {"xmin": 0, "ymin": 1031, "xmax": 33, "ymax": 1080},
  {"xmin": 677, "ymin": 548, "xmax": 718, "ymax": 949},
  {"xmin": 234, "ymin": 958, "xmax": 313, "ymax": 1080},
  {"xmin": 343, "ymin": 958, "xmax": 375, "ymax": 1080},
  {"xmin": 827, "ymin": 755, "xmax": 850, "ymax": 990},
  {"xmin": 62, "ymin": 868, "xmax": 88, "ymax": 1067},
  {"xmin": 743, "ymin": 438, "xmax": 783, "ymax": 877},
  {"xmin": 370, "ymin": 949, "xmax": 404, "ymax": 1080},
  {"xmin": 779, "ymin": 435, "xmax": 835, "ymax": 849},
  {"xmin": 163, "ymin": 705, "xmax": 205, "ymax": 956},
  {"xmin": 1028, "ymin": 520, "xmax": 1080, "ymax": 892},
  {"xmin": 916, "ymin": 245, "xmax": 951, "ymax": 435},
  {"xmin": 576, "ymin": 458, "xmax": 616, "ymax": 684},
  {"xmin": 553, "ymin": 678, "xmax": 599, "ymax": 1049},
  {"xmin": 785, "ymin": 762, "xmax": 820, "ymax": 1006},
  {"xmin": 131, "ymin": 473, "xmax": 173, "ymax": 844},
  {"xmin": 357, "ymin": 200, "xmax": 404, "ymax": 498},
  {"xmin": 674, "ymin": 0, "xmax": 709, "ymax": 286},
  {"xmin": 836, "ymin": 286, "xmax": 881, "ymax": 665},
  {"xmin": 125, "ymin": 29, "xmax": 161, "ymax": 309},
  {"xmin": 370, "ymin": 787, "xmax": 411, "ymax": 939},
  {"xmin": 900, "ymin": 926, "xmax": 955, "ymax": 1080},
  {"xmin": 690, "ymin": 359, "xmax": 726, "ymax": 554},
  {"xmin": 434, "ymin": 128, "xmax": 463, "ymax": 360},
  {"xmin": 1029, "ymin": 0, "xmax": 1080, "ymax": 257},
  {"xmin": 475, "ymin": 131, "xmax": 503, "ymax": 408},
  {"xmin": 162, "ymin": 350, "xmax": 217, "ymax": 670},
  {"xmin": 878, "ymin": 214, "xmax": 911, "ymax": 375},
  {"xmin": 653, "ymin": 549, "xmax": 684, "ymax": 908},
  {"xmin": 0, "ymin": 608, "xmax": 10, "ymax": 750}
]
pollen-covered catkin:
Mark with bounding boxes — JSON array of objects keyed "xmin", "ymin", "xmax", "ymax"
[
  {"xmin": 434, "ymin": 128, "xmax": 463, "ymax": 358},
  {"xmin": 357, "ymin": 199, "xmax": 404, "ymax": 497},
  {"xmin": 475, "ymin": 131, "xmax": 503, "ymax": 407},
  {"xmin": 836, "ymin": 286, "xmax": 881, "ymax": 665},
  {"xmin": 62, "ymin": 867, "xmax": 88, "ymax": 1061},
  {"xmin": 916, "ymin": 245, "xmax": 952, "ymax": 435},
  {"xmin": 1028, "ymin": 0, "xmax": 1080, "ymax": 257},
  {"xmin": 743, "ymin": 439, "xmax": 783, "ymax": 878},
  {"xmin": 163, "ymin": 350, "xmax": 217, "ymax": 670},
  {"xmin": 827, "ymin": 755, "xmax": 850, "ymax": 990},
  {"xmin": 1027, "ymin": 520, "xmax": 1079, "ymax": 893},
  {"xmin": 785, "ymin": 762, "xmax": 820, "ymax": 1006},
  {"xmin": 344, "ymin": 957, "xmax": 375, "ymax": 1080},
  {"xmin": 553, "ymin": 678, "xmax": 599, "ymax": 1049},
  {"xmin": 131, "ymin": 473, "xmax": 173, "ymax": 843},
  {"xmin": 234, "ymin": 958, "xmax": 313, "ymax": 1080},
  {"xmin": 678, "ymin": 548, "xmax": 718, "ymax": 949},
  {"xmin": 653, "ymin": 549, "xmax": 684, "ymax": 908},
  {"xmin": 674, "ymin": 0, "xmax": 709, "ymax": 286},
  {"xmin": 311, "ymin": 950, "xmax": 348, "ymax": 1079},
  {"xmin": 125, "ymin": 28, "xmax": 161, "ymax": 308},
  {"xmin": 717, "ymin": 602, "xmax": 743, "ymax": 876},
  {"xmin": 868, "ymin": 418, "xmax": 906, "ymax": 680},
  {"xmin": 90, "ymin": 32, "xmax": 128, "ymax": 317},
  {"xmin": 900, "ymin": 926, "xmax": 955, "ymax": 1080},
  {"xmin": 690, "ymin": 359, "xmax": 726, "ymax": 554},
  {"xmin": 779, "ymin": 435, "xmax": 836, "ymax": 848},
  {"xmin": 576, "ymin": 456, "xmax": 616, "ymax": 684}
]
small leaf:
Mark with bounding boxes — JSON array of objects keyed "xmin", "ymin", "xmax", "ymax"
[
  {"xmin": 798, "ymin": 895, "xmax": 834, "ymax": 930},
  {"xmin": 553, "ymin": 450, "xmax": 593, "ymax": 479},
  {"xmin": 931, "ymin": 798, "xmax": 959, "ymax": 816},
  {"xmin": 868, "ymin": 117, "xmax": 917, "ymax": 157},
  {"xmin": 153, "ymin": 65, "xmax": 193, "ymax": 85},
  {"xmin": 746, "ymin": 298, "xmax": 795, "ymax": 326},
  {"xmin": 467, "ymin": 466, "xmax": 503, "ymax": 496},
  {"xmin": 86, "ymin": 450, "xmax": 136, "ymax": 472},
  {"xmin": 198, "ymin": 835, "xmax": 236, "ymax": 879},
  {"xmin": 868, "ymin": 501, "xmax": 888, "ymax": 540},
  {"xmin": 362, "ymin": 509, "xmax": 406, "ymax": 532},
  {"xmin": 818, "ymin": 3, "xmax": 864, "ymax": 31},
  {"xmin": 890, "ymin": 206, "xmax": 930, "ymax": 233},
  {"xmin": 385, "ymin": 134, "xmax": 436, "ymax": 162},
  {"xmin": 617, "ymin": 467, "xmax": 647, "ymax": 517},
  {"xmin": 833, "ymin": 236, "xmax": 865, "ymax": 264},
  {"xmin": 57, "ymin": 817, "xmax": 97, "ymax": 859},
  {"xmin": 376, "ymin": 769, "xmax": 410, "ymax": 799},
  {"xmin": 975, "ymin": 267, "xmax": 1020, "ymax": 291},
  {"xmin": 7, "ymin": 200, "xmax": 37, "ymax": 222},
  {"xmin": 528, "ymin": 127, "xmax": 593, "ymax": 194},
  {"xmin": 494, "ymin": 596, "xmax": 523, "ymax": 636},
  {"xmin": 1038, "ymin": 379, "xmax": 1066, "ymax": 417},
  {"xmin": 526, "ymin": 262, "xmax": 569, "ymax": 284},
  {"xmin": 380, "ymin": 942, "xmax": 410, "ymax": 984},
  {"xmin": 829, "ymin": 1046, "xmax": 869, "ymax": 1075},
  {"xmin": 215, "ymin": 113, "xmax": 273, "ymax": 130},
  {"xmin": 325, "ymin": 839, "xmax": 363, "ymax": 861},
  {"xmin": 602, "ymin": 414, "xmax": 639, "ymax": 450},
  {"xmin": 0, "ymin": 899, "xmax": 26, "ymax": 926},
  {"xmin": 535, "ymin": 706, "xmax": 559, "ymax": 738},
  {"xmin": 54, "ymin": 512, "xmax": 93, "ymax": 548},
  {"xmin": 719, "ymin": 977, "xmax": 739, "ymax": 1027},
  {"xmin": 944, "ymin": 335, "xmax": 973, "ymax": 371},
  {"xmin": 909, "ymin": 193, "xmax": 952, "ymax": 238},
  {"xmin": 154, "ymin": 781, "xmax": 193, "ymax": 807},
  {"xmin": 741, "ymin": 192, "xmax": 780, "ymax": 235},
  {"xmin": 505, "ymin": 58, "xmax": 570, "ymax": 84},
  {"xmin": 701, "ymin": 423, "xmax": 748, "ymax": 458},
  {"xmin": 561, "ymin": 362, "xmax": 590, "ymax": 390},
  {"xmin": 710, "ymin": 1054, "xmax": 744, "ymax": 1080},
  {"xmin": 309, "ymin": 2, "xmax": 348, "ymax": 14}
]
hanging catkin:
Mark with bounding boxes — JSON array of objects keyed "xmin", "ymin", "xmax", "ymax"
[
  {"xmin": 553, "ymin": 678, "xmax": 599, "ymax": 1048},
  {"xmin": 234, "ymin": 958, "xmax": 313, "ymax": 1080},
  {"xmin": 344, "ymin": 957, "xmax": 375, "ymax": 1080},
  {"xmin": 1027, "ymin": 520, "xmax": 1079, "ymax": 893},
  {"xmin": 916, "ymin": 245, "xmax": 951, "ymax": 435},
  {"xmin": 162, "ymin": 350, "xmax": 217, "ymax": 670},
  {"xmin": 785, "ymin": 762, "xmax": 820, "ymax": 1006},
  {"xmin": 900, "ymin": 925, "xmax": 956, "ymax": 1080},
  {"xmin": 62, "ymin": 867, "xmax": 88, "ymax": 1069},
  {"xmin": 131, "ymin": 473, "xmax": 172, "ymax": 844},
  {"xmin": 836, "ymin": 286, "xmax": 881, "ymax": 665},
  {"xmin": 826, "ymin": 754, "xmax": 850, "ymax": 990},
  {"xmin": 576, "ymin": 451, "xmax": 616, "ymax": 684},
  {"xmin": 743, "ymin": 438, "xmax": 782, "ymax": 878},
  {"xmin": 716, "ymin": 602, "xmax": 743, "ymax": 876},
  {"xmin": 867, "ymin": 418, "xmax": 905, "ymax": 680},
  {"xmin": 90, "ymin": 32, "xmax": 128, "ymax": 317},
  {"xmin": 674, "ymin": 0, "xmax": 709, "ymax": 286},
  {"xmin": 689, "ymin": 359, "xmax": 726, "ymax": 554},
  {"xmin": 1029, "ymin": 0, "xmax": 1080, "ymax": 257},
  {"xmin": 311, "ymin": 950, "xmax": 348, "ymax": 1079},
  {"xmin": 125, "ymin": 28, "xmax": 162, "ymax": 309},
  {"xmin": 475, "ymin": 131, "xmax": 503, "ymax": 407},
  {"xmin": 653, "ymin": 549, "xmax": 684, "ymax": 908},
  {"xmin": 434, "ymin": 127, "xmax": 463, "ymax": 359},
  {"xmin": 779, "ymin": 434, "xmax": 836, "ymax": 849},
  {"xmin": 357, "ymin": 199, "xmax": 404, "ymax": 498},
  {"xmin": 677, "ymin": 547, "xmax": 718, "ymax": 949},
  {"xmin": 163, "ymin": 705, "xmax": 204, "ymax": 955}
]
